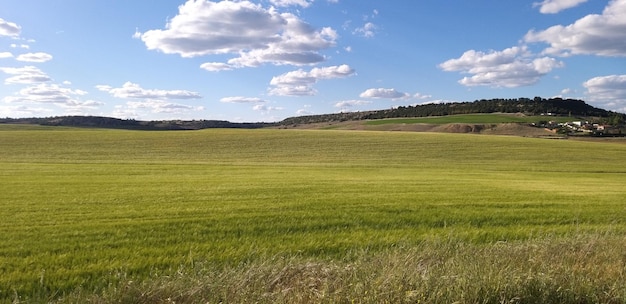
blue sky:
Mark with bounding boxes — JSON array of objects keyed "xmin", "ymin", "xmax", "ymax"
[{"xmin": 1, "ymin": 0, "xmax": 625, "ymax": 122}]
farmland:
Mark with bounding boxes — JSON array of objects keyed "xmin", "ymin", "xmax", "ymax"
[{"xmin": 1, "ymin": 125, "xmax": 626, "ymax": 303}]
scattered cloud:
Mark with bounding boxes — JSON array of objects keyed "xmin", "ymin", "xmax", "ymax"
[
  {"xmin": 16, "ymin": 52, "xmax": 53, "ymax": 63},
  {"xmin": 0, "ymin": 66, "xmax": 52, "ymax": 84},
  {"xmin": 413, "ymin": 92, "xmax": 432, "ymax": 99},
  {"xmin": 296, "ymin": 104, "xmax": 314, "ymax": 115},
  {"xmin": 140, "ymin": 0, "xmax": 337, "ymax": 69},
  {"xmin": 525, "ymin": 0, "xmax": 626, "ymax": 56},
  {"xmin": 123, "ymin": 100, "xmax": 202, "ymax": 114},
  {"xmin": 96, "ymin": 82, "xmax": 201, "ymax": 99},
  {"xmin": 353, "ymin": 22, "xmax": 377, "ymax": 38},
  {"xmin": 200, "ymin": 62, "xmax": 234, "ymax": 72},
  {"xmin": 359, "ymin": 88, "xmax": 410, "ymax": 100},
  {"xmin": 220, "ymin": 96, "xmax": 268, "ymax": 103},
  {"xmin": 533, "ymin": 0, "xmax": 589, "ymax": 14},
  {"xmin": 0, "ymin": 105, "xmax": 54, "ymax": 118},
  {"xmin": 583, "ymin": 74, "xmax": 626, "ymax": 110},
  {"xmin": 270, "ymin": 0, "xmax": 313, "ymax": 7},
  {"xmin": 0, "ymin": 18, "xmax": 21, "ymax": 37},
  {"xmin": 439, "ymin": 46, "xmax": 564, "ymax": 87},
  {"xmin": 252, "ymin": 104, "xmax": 283, "ymax": 113},
  {"xmin": 269, "ymin": 64, "xmax": 355, "ymax": 96},
  {"xmin": 0, "ymin": 52, "xmax": 13, "ymax": 59},
  {"xmin": 11, "ymin": 44, "xmax": 30, "ymax": 49},
  {"xmin": 334, "ymin": 99, "xmax": 371, "ymax": 108},
  {"xmin": 2, "ymin": 83, "xmax": 92, "ymax": 105}
]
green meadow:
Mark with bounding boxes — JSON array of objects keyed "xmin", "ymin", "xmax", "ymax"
[
  {"xmin": 1, "ymin": 125, "xmax": 626, "ymax": 303},
  {"xmin": 364, "ymin": 114, "xmax": 572, "ymax": 125}
]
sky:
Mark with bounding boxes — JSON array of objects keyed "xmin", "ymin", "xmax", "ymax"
[{"xmin": 1, "ymin": 0, "xmax": 625, "ymax": 122}]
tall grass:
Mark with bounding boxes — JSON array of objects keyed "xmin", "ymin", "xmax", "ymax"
[{"xmin": 1, "ymin": 126, "xmax": 625, "ymax": 302}]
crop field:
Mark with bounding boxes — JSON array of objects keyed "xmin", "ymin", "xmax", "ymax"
[
  {"xmin": 1, "ymin": 125, "xmax": 626, "ymax": 303},
  {"xmin": 364, "ymin": 114, "xmax": 572, "ymax": 125}
]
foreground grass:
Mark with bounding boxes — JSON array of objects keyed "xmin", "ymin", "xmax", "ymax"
[
  {"xmin": 1, "ymin": 126, "xmax": 626, "ymax": 303},
  {"xmin": 74, "ymin": 235, "xmax": 626, "ymax": 304}
]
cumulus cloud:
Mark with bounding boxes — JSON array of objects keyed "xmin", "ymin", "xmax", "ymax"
[
  {"xmin": 334, "ymin": 99, "xmax": 371, "ymax": 108},
  {"xmin": 140, "ymin": 0, "xmax": 337, "ymax": 69},
  {"xmin": 2, "ymin": 83, "xmax": 93, "ymax": 105},
  {"xmin": 525, "ymin": 0, "xmax": 626, "ymax": 57},
  {"xmin": 0, "ymin": 66, "xmax": 52, "ymax": 84},
  {"xmin": 97, "ymin": 82, "xmax": 201, "ymax": 99},
  {"xmin": 269, "ymin": 64, "xmax": 355, "ymax": 96},
  {"xmin": 583, "ymin": 74, "xmax": 626, "ymax": 110},
  {"xmin": 220, "ymin": 96, "xmax": 268, "ymax": 103},
  {"xmin": 533, "ymin": 0, "xmax": 589, "ymax": 14},
  {"xmin": 359, "ymin": 88, "xmax": 410, "ymax": 100},
  {"xmin": 16, "ymin": 52, "xmax": 53, "ymax": 63},
  {"xmin": 0, "ymin": 18, "xmax": 21, "ymax": 37},
  {"xmin": 0, "ymin": 52, "xmax": 13, "ymax": 59},
  {"xmin": 439, "ymin": 46, "xmax": 564, "ymax": 87}
]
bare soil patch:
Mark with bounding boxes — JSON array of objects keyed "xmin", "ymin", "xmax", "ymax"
[{"xmin": 279, "ymin": 121, "xmax": 557, "ymax": 137}]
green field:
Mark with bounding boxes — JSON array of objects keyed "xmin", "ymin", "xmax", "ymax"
[
  {"xmin": 364, "ymin": 114, "xmax": 573, "ymax": 125},
  {"xmin": 1, "ymin": 125, "xmax": 626, "ymax": 303}
]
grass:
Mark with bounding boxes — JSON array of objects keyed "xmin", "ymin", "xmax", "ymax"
[
  {"xmin": 1, "ymin": 125, "xmax": 626, "ymax": 303},
  {"xmin": 364, "ymin": 114, "xmax": 573, "ymax": 125}
]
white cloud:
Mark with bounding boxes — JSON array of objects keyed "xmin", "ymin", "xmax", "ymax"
[
  {"xmin": 353, "ymin": 22, "xmax": 377, "ymax": 38},
  {"xmin": 11, "ymin": 44, "xmax": 30, "ymax": 49},
  {"xmin": 0, "ymin": 105, "xmax": 54, "ymax": 118},
  {"xmin": 525, "ymin": 0, "xmax": 626, "ymax": 57},
  {"xmin": 0, "ymin": 66, "xmax": 52, "ymax": 84},
  {"xmin": 296, "ymin": 104, "xmax": 314, "ymax": 115},
  {"xmin": 124, "ymin": 100, "xmax": 202, "ymax": 114},
  {"xmin": 200, "ymin": 62, "xmax": 234, "ymax": 72},
  {"xmin": 0, "ymin": 52, "xmax": 13, "ymax": 59},
  {"xmin": 439, "ymin": 46, "xmax": 564, "ymax": 87},
  {"xmin": 253, "ymin": 104, "xmax": 283, "ymax": 112},
  {"xmin": 413, "ymin": 92, "xmax": 432, "ymax": 99},
  {"xmin": 0, "ymin": 18, "xmax": 21, "ymax": 37},
  {"xmin": 334, "ymin": 99, "xmax": 371, "ymax": 108},
  {"xmin": 97, "ymin": 82, "xmax": 201, "ymax": 99},
  {"xmin": 270, "ymin": 0, "xmax": 313, "ymax": 7},
  {"xmin": 140, "ymin": 0, "xmax": 337, "ymax": 69},
  {"xmin": 16, "ymin": 52, "xmax": 53, "ymax": 63},
  {"xmin": 2, "ymin": 83, "xmax": 92, "ymax": 106},
  {"xmin": 533, "ymin": 0, "xmax": 589, "ymax": 14},
  {"xmin": 269, "ymin": 64, "xmax": 355, "ymax": 96},
  {"xmin": 359, "ymin": 88, "xmax": 410, "ymax": 100},
  {"xmin": 583, "ymin": 74, "xmax": 626, "ymax": 110},
  {"xmin": 220, "ymin": 96, "xmax": 267, "ymax": 103}
]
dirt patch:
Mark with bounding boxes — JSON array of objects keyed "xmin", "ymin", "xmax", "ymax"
[
  {"xmin": 277, "ymin": 121, "xmax": 559, "ymax": 138},
  {"xmin": 430, "ymin": 124, "xmax": 486, "ymax": 133}
]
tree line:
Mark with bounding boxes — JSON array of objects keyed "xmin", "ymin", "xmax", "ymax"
[
  {"xmin": 278, "ymin": 97, "xmax": 625, "ymax": 126},
  {"xmin": 1, "ymin": 97, "xmax": 624, "ymax": 129}
]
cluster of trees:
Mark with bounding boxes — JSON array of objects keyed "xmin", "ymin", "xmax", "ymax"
[
  {"xmin": 0, "ymin": 116, "xmax": 270, "ymax": 130},
  {"xmin": 279, "ymin": 97, "xmax": 625, "ymax": 126}
]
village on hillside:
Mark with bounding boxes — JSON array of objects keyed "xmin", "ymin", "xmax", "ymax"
[{"xmin": 534, "ymin": 115, "xmax": 625, "ymax": 137}]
